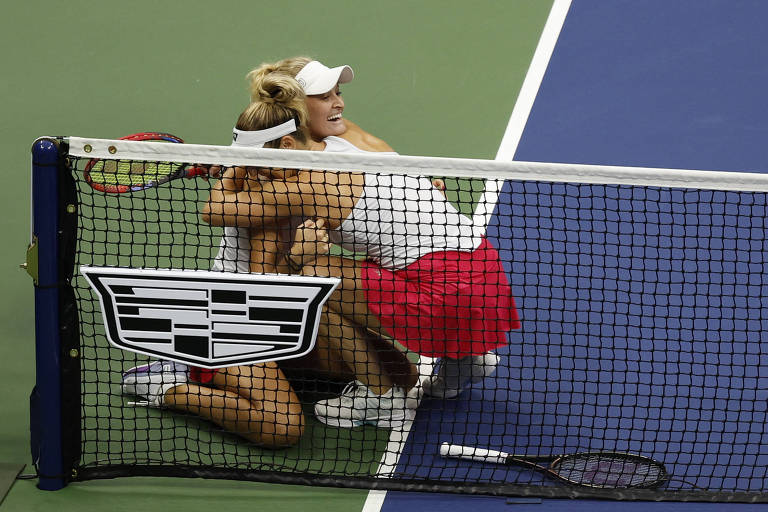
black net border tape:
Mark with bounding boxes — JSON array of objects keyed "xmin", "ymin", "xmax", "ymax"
[{"xmin": 74, "ymin": 465, "xmax": 768, "ymax": 503}]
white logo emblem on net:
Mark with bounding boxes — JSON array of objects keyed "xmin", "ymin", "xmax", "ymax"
[{"xmin": 81, "ymin": 266, "xmax": 339, "ymax": 368}]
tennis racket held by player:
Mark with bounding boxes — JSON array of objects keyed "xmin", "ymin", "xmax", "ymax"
[{"xmin": 84, "ymin": 132, "xmax": 207, "ymax": 193}]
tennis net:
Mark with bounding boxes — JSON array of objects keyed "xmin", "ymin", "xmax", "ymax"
[{"xmin": 28, "ymin": 135, "xmax": 768, "ymax": 502}]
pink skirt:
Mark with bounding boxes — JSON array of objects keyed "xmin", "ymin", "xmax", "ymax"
[{"xmin": 362, "ymin": 238, "xmax": 520, "ymax": 358}]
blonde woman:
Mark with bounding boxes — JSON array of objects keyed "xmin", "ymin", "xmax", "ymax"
[
  {"xmin": 246, "ymin": 57, "xmax": 393, "ymax": 152},
  {"xmin": 201, "ymin": 77, "xmax": 521, "ymax": 429},
  {"xmin": 121, "ymin": 72, "xmax": 412, "ymax": 444}
]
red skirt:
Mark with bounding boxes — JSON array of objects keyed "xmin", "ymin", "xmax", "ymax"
[{"xmin": 362, "ymin": 238, "xmax": 520, "ymax": 358}]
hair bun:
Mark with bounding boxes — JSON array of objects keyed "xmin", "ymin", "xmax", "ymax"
[
  {"xmin": 246, "ymin": 56, "xmax": 312, "ymax": 103},
  {"xmin": 252, "ymin": 73, "xmax": 303, "ymax": 105}
]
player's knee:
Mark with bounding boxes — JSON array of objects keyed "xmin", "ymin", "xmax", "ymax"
[
  {"xmin": 246, "ymin": 410, "xmax": 305, "ymax": 447},
  {"xmin": 259, "ymin": 422, "xmax": 304, "ymax": 448},
  {"xmin": 279, "ymin": 423, "xmax": 305, "ymax": 447},
  {"xmin": 239, "ymin": 427, "xmax": 303, "ymax": 447}
]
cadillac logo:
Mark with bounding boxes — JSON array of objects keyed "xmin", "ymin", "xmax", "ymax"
[{"xmin": 81, "ymin": 266, "xmax": 340, "ymax": 368}]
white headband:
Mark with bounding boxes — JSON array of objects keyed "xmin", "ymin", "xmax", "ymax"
[{"xmin": 231, "ymin": 119, "xmax": 297, "ymax": 147}]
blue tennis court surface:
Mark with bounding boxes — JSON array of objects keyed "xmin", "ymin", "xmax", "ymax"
[
  {"xmin": 376, "ymin": 0, "xmax": 768, "ymax": 510},
  {"xmin": 516, "ymin": 0, "xmax": 768, "ymax": 172}
]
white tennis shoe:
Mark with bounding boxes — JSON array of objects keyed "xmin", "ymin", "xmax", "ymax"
[
  {"xmin": 314, "ymin": 381, "xmax": 412, "ymax": 429},
  {"xmin": 121, "ymin": 360, "xmax": 189, "ymax": 407},
  {"xmin": 422, "ymin": 353, "xmax": 500, "ymax": 399}
]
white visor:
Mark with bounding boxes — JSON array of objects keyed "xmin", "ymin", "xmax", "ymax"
[
  {"xmin": 295, "ymin": 60, "xmax": 354, "ymax": 95},
  {"xmin": 231, "ymin": 119, "xmax": 297, "ymax": 147}
]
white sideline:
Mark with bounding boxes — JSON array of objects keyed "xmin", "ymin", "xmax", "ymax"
[
  {"xmin": 361, "ymin": 2, "xmax": 572, "ymax": 511},
  {"xmin": 473, "ymin": 0, "xmax": 573, "ymax": 229}
]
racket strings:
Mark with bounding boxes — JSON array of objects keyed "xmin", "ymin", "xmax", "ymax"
[
  {"xmin": 83, "ymin": 132, "xmax": 191, "ymax": 193},
  {"xmin": 87, "ymin": 160, "xmax": 179, "ymax": 186},
  {"xmin": 553, "ymin": 454, "xmax": 666, "ymax": 488}
]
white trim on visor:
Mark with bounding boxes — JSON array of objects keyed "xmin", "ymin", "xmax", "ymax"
[{"xmin": 231, "ymin": 119, "xmax": 297, "ymax": 147}]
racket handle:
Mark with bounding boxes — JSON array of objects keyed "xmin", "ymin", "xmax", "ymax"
[{"xmin": 440, "ymin": 443, "xmax": 509, "ymax": 465}]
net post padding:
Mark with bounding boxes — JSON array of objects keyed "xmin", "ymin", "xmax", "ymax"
[{"xmin": 30, "ymin": 137, "xmax": 80, "ymax": 490}]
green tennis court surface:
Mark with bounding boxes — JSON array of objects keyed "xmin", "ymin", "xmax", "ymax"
[
  {"xmin": 2, "ymin": 1, "xmax": 552, "ymax": 511},
  {"xmin": 0, "ymin": 464, "xmax": 24, "ymax": 506}
]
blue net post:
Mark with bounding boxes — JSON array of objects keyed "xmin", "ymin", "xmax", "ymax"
[{"xmin": 29, "ymin": 137, "xmax": 66, "ymax": 490}]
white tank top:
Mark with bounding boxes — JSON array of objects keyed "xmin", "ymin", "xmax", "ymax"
[
  {"xmin": 330, "ymin": 173, "xmax": 483, "ymax": 269},
  {"xmin": 212, "ymin": 136, "xmax": 394, "ymax": 273},
  {"xmin": 211, "ymin": 227, "xmax": 251, "ymax": 273}
]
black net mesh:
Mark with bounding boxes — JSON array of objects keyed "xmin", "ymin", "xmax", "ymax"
[{"xmin": 51, "ymin": 144, "xmax": 768, "ymax": 502}]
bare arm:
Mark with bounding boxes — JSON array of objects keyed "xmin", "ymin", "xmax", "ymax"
[
  {"xmin": 201, "ymin": 167, "xmax": 317, "ymax": 229},
  {"xmin": 340, "ymin": 121, "xmax": 447, "ymax": 195},
  {"xmin": 275, "ymin": 218, "xmax": 331, "ymax": 274},
  {"xmin": 341, "ymin": 119, "xmax": 395, "ymax": 152},
  {"xmin": 201, "ymin": 167, "xmax": 359, "ymax": 230}
]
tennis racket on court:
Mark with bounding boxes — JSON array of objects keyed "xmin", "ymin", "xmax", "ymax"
[
  {"xmin": 440, "ymin": 443, "xmax": 668, "ymax": 489},
  {"xmin": 84, "ymin": 132, "xmax": 207, "ymax": 193}
]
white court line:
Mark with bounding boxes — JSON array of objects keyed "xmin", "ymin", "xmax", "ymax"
[
  {"xmin": 361, "ymin": 2, "xmax": 572, "ymax": 511},
  {"xmin": 360, "ymin": 357, "xmax": 435, "ymax": 512},
  {"xmin": 473, "ymin": 0, "xmax": 573, "ymax": 229}
]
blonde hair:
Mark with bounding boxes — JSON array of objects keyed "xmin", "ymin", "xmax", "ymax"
[
  {"xmin": 236, "ymin": 72, "xmax": 310, "ymax": 149},
  {"xmin": 246, "ymin": 56, "xmax": 312, "ymax": 102}
]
